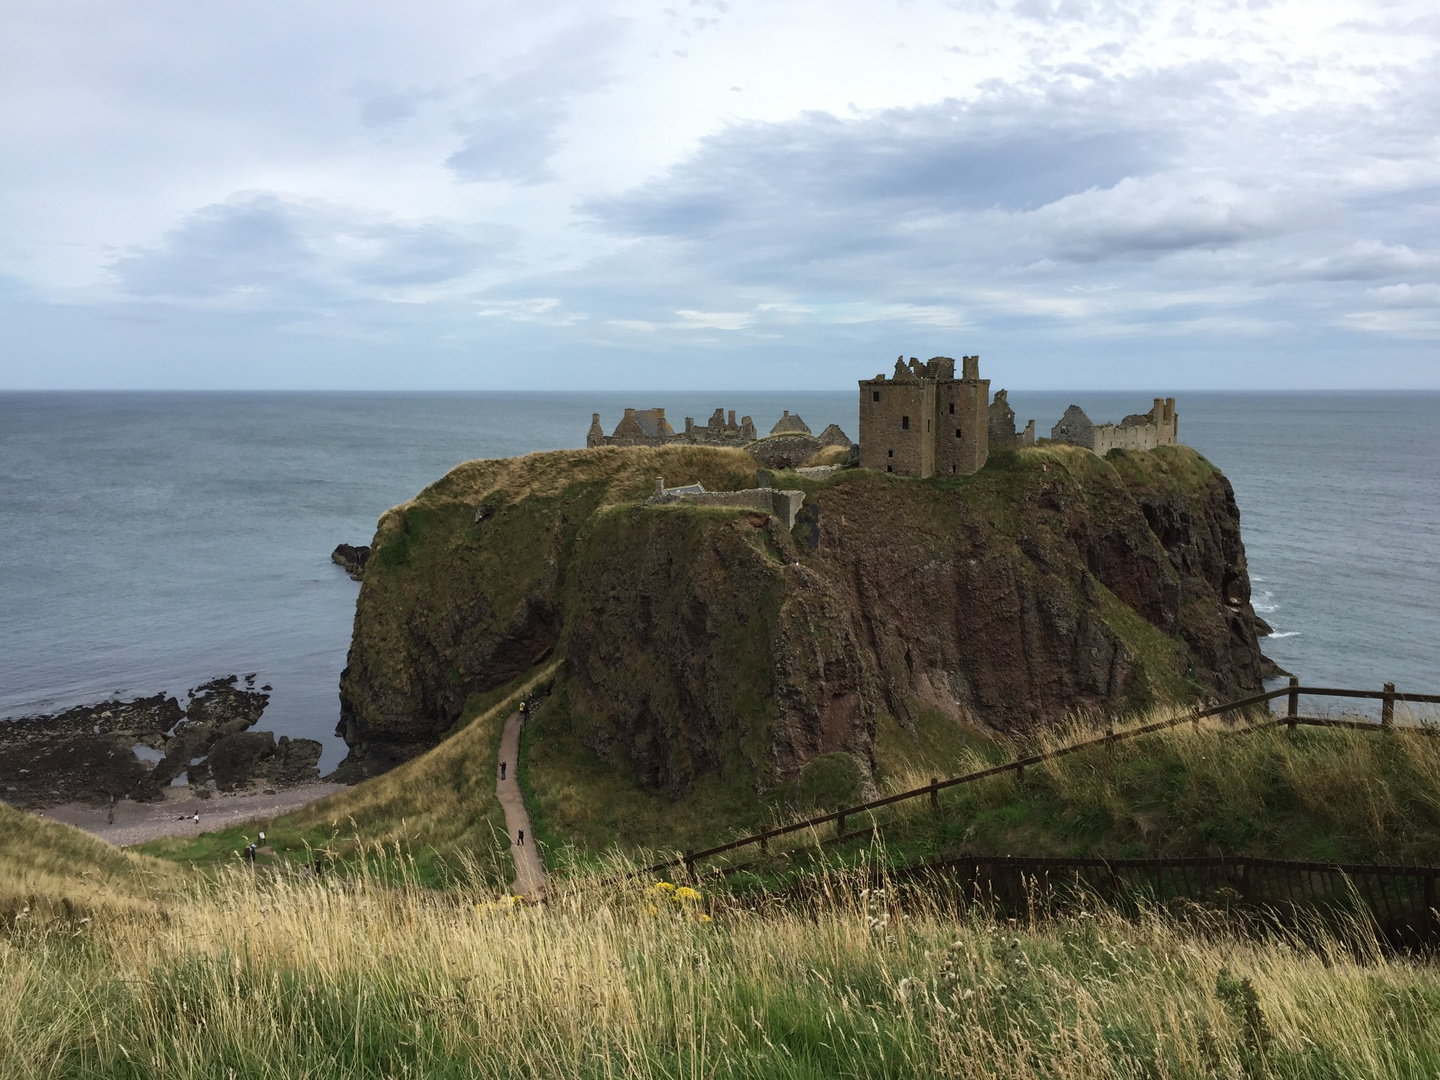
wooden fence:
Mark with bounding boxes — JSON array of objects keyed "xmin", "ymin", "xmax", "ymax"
[{"xmin": 635, "ymin": 680, "xmax": 1440, "ymax": 880}]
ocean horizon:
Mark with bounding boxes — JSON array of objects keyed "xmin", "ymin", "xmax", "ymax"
[{"xmin": 4, "ymin": 389, "xmax": 1437, "ymax": 772}]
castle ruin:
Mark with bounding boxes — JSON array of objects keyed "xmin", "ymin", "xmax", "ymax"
[
  {"xmin": 1050, "ymin": 399, "xmax": 1178, "ymax": 454},
  {"xmin": 859, "ymin": 355, "xmax": 1033, "ymax": 477},
  {"xmin": 588, "ymin": 407, "xmax": 758, "ymax": 449}
]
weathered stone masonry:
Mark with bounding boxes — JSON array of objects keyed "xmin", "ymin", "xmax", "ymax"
[
  {"xmin": 859, "ymin": 355, "xmax": 1033, "ymax": 478},
  {"xmin": 1051, "ymin": 399, "xmax": 1178, "ymax": 454}
]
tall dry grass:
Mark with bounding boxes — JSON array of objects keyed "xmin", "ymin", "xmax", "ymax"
[{"xmin": 3, "ymin": 848, "xmax": 1439, "ymax": 1078}]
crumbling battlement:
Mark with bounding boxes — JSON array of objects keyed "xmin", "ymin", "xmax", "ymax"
[
  {"xmin": 1051, "ymin": 398, "xmax": 1179, "ymax": 454},
  {"xmin": 648, "ymin": 476, "xmax": 806, "ymax": 529},
  {"xmin": 589, "ymin": 407, "xmax": 758, "ymax": 448}
]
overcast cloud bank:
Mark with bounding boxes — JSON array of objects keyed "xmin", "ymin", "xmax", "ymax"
[{"xmin": 2, "ymin": 0, "xmax": 1438, "ymax": 388}]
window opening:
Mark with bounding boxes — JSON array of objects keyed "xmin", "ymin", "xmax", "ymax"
[
  {"xmin": 949, "ymin": 403, "xmax": 955, "ymax": 414},
  {"xmin": 902, "ymin": 416, "xmax": 910, "ymax": 430},
  {"xmin": 955, "ymin": 428, "xmax": 962, "ymax": 439},
  {"xmin": 872, "ymin": 391, "xmax": 881, "ymax": 402}
]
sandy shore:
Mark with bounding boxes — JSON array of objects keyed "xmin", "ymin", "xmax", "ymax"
[{"xmin": 40, "ymin": 783, "xmax": 346, "ymax": 847}]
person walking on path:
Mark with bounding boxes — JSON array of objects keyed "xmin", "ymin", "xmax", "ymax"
[
  {"xmin": 500, "ymin": 760, "xmax": 506, "ymax": 780},
  {"xmin": 192, "ymin": 812, "xmax": 200, "ymax": 826},
  {"xmin": 495, "ymin": 706, "xmax": 545, "ymax": 898}
]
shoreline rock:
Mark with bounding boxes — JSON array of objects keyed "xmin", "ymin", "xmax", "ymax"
[{"xmin": 0, "ymin": 676, "xmax": 325, "ymax": 810}]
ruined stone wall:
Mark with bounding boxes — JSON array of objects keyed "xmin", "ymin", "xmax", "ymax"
[
  {"xmin": 1091, "ymin": 398, "xmax": 1180, "ymax": 455},
  {"xmin": 1051, "ymin": 405, "xmax": 1095, "ymax": 449},
  {"xmin": 658, "ymin": 487, "xmax": 807, "ymax": 529},
  {"xmin": 987, "ymin": 389, "xmax": 1034, "ymax": 453},
  {"xmin": 859, "ymin": 362, "xmax": 934, "ymax": 475},
  {"xmin": 590, "ymin": 406, "xmax": 757, "ymax": 449}
]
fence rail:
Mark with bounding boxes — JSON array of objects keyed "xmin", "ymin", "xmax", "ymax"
[{"xmin": 634, "ymin": 679, "xmax": 1440, "ymax": 879}]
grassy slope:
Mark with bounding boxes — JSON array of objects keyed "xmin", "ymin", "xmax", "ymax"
[
  {"xmin": 135, "ymin": 662, "xmax": 559, "ymax": 885},
  {"xmin": 4, "ymin": 855, "xmax": 1439, "ymax": 1080},
  {"xmin": 866, "ymin": 708, "xmax": 1440, "ymax": 865},
  {"xmin": 0, "ymin": 802, "xmax": 179, "ymax": 921}
]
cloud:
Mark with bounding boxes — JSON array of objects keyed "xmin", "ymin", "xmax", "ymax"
[
  {"xmin": 589, "ymin": 97, "xmax": 1164, "ymax": 242},
  {"xmin": 673, "ymin": 309, "xmax": 750, "ymax": 330},
  {"xmin": 1022, "ymin": 177, "xmax": 1281, "ymax": 263},
  {"xmin": 444, "ymin": 22, "xmax": 623, "ymax": 184},
  {"xmin": 111, "ymin": 193, "xmax": 511, "ymax": 306}
]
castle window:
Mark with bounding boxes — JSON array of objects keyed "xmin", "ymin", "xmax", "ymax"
[
  {"xmin": 887, "ymin": 465, "xmax": 893, "ymax": 472},
  {"xmin": 955, "ymin": 428, "xmax": 962, "ymax": 439},
  {"xmin": 872, "ymin": 391, "xmax": 880, "ymax": 402},
  {"xmin": 901, "ymin": 416, "xmax": 910, "ymax": 430},
  {"xmin": 949, "ymin": 403, "xmax": 955, "ymax": 414},
  {"xmin": 926, "ymin": 419, "xmax": 931, "ymax": 432},
  {"xmin": 887, "ymin": 449, "xmax": 893, "ymax": 458}
]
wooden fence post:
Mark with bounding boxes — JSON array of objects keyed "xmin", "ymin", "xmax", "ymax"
[
  {"xmin": 1382, "ymin": 682, "xmax": 1396, "ymax": 728},
  {"xmin": 1015, "ymin": 762, "xmax": 1024, "ymax": 784},
  {"xmin": 930, "ymin": 779, "xmax": 939, "ymax": 813},
  {"xmin": 684, "ymin": 850, "xmax": 695, "ymax": 878},
  {"xmin": 1288, "ymin": 675, "xmax": 1299, "ymax": 731},
  {"xmin": 836, "ymin": 812, "xmax": 846, "ymax": 839},
  {"xmin": 759, "ymin": 835, "xmax": 768, "ymax": 855}
]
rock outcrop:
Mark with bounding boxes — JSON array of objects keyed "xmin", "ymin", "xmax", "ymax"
[
  {"xmin": 334, "ymin": 444, "xmax": 1277, "ymax": 792},
  {"xmin": 332, "ymin": 543, "xmax": 371, "ymax": 580},
  {"xmin": 0, "ymin": 676, "xmax": 321, "ymax": 808}
]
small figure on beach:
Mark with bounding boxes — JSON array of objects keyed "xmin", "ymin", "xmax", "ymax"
[
  {"xmin": 500, "ymin": 761, "xmax": 506, "ymax": 780},
  {"xmin": 193, "ymin": 812, "xmax": 200, "ymax": 826},
  {"xmin": 517, "ymin": 829, "xmax": 524, "ymax": 846}
]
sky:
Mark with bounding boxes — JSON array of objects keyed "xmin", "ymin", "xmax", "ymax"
[{"xmin": 2, "ymin": 0, "xmax": 1438, "ymax": 390}]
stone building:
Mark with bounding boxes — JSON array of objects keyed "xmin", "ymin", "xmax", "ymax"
[
  {"xmin": 858, "ymin": 356, "xmax": 993, "ymax": 477},
  {"xmin": 1050, "ymin": 398, "xmax": 1178, "ymax": 454},
  {"xmin": 588, "ymin": 406, "xmax": 758, "ymax": 449},
  {"xmin": 769, "ymin": 411, "xmax": 812, "ymax": 436}
]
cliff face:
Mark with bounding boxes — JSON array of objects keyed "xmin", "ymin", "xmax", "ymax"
[{"xmin": 335, "ymin": 444, "xmax": 1276, "ymax": 792}]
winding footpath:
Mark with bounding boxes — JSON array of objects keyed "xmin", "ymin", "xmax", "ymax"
[{"xmin": 496, "ymin": 709, "xmax": 547, "ymax": 899}]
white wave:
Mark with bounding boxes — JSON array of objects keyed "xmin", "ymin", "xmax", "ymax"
[
  {"xmin": 1252, "ymin": 588, "xmax": 1278, "ymax": 614},
  {"xmin": 1268, "ymin": 631, "xmax": 1299, "ymax": 638}
]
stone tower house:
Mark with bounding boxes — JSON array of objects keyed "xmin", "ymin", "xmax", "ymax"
[{"xmin": 858, "ymin": 355, "xmax": 990, "ymax": 477}]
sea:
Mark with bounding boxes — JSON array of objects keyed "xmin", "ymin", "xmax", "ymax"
[{"xmin": 3, "ymin": 390, "xmax": 1438, "ymax": 771}]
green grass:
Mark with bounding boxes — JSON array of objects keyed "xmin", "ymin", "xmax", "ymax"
[{"xmin": 4, "ymin": 852, "xmax": 1440, "ymax": 1079}]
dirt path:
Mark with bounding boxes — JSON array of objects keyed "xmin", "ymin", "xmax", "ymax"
[
  {"xmin": 496, "ymin": 710, "xmax": 546, "ymax": 899},
  {"xmin": 41, "ymin": 783, "xmax": 346, "ymax": 847}
]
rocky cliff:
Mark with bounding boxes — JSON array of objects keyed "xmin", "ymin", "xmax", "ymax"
[{"xmin": 334, "ymin": 443, "xmax": 1277, "ymax": 792}]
